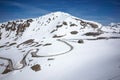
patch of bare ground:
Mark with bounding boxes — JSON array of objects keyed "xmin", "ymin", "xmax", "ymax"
[
  {"xmin": 35, "ymin": 44, "xmax": 42, "ymax": 47},
  {"xmin": 16, "ymin": 20, "xmax": 31, "ymax": 36},
  {"xmin": 70, "ymin": 31, "xmax": 78, "ymax": 35},
  {"xmin": 56, "ymin": 25, "xmax": 62, "ymax": 28},
  {"xmin": 70, "ymin": 23, "xmax": 77, "ymax": 27},
  {"xmin": 31, "ymin": 64, "xmax": 41, "ymax": 72},
  {"xmin": 53, "ymin": 34, "xmax": 66, "ymax": 38},
  {"xmin": 48, "ymin": 58, "xmax": 55, "ymax": 61},
  {"xmin": 77, "ymin": 39, "xmax": 84, "ymax": 44},
  {"xmin": 0, "ymin": 33, "xmax": 2, "ymax": 40},
  {"xmin": 63, "ymin": 21, "xmax": 67, "ymax": 25},
  {"xmin": 97, "ymin": 36, "xmax": 120, "ymax": 40},
  {"xmin": 97, "ymin": 37, "xmax": 108, "ymax": 40},
  {"xmin": 86, "ymin": 36, "xmax": 120, "ymax": 40},
  {"xmin": 17, "ymin": 39, "xmax": 34, "ymax": 48},
  {"xmin": 2, "ymin": 65, "xmax": 12, "ymax": 74},
  {"xmin": 43, "ymin": 43, "xmax": 52, "ymax": 46},
  {"xmin": 50, "ymin": 29, "xmax": 57, "ymax": 33},
  {"xmin": 109, "ymin": 37, "xmax": 120, "ymax": 39},
  {"xmin": 8, "ymin": 42, "xmax": 16, "ymax": 47},
  {"xmin": 0, "ymin": 45, "xmax": 6, "ymax": 48},
  {"xmin": 84, "ymin": 32, "xmax": 101, "ymax": 36},
  {"xmin": 80, "ymin": 21, "xmax": 87, "ymax": 27},
  {"xmin": 87, "ymin": 22, "xmax": 98, "ymax": 29}
]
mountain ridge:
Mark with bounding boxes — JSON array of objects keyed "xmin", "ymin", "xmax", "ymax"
[
  {"xmin": 0, "ymin": 11, "xmax": 120, "ymax": 46},
  {"xmin": 0, "ymin": 11, "xmax": 102, "ymax": 41}
]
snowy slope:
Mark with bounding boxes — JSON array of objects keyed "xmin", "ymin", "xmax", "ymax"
[{"xmin": 0, "ymin": 11, "xmax": 120, "ymax": 80}]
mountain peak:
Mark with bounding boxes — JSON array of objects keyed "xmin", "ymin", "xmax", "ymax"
[{"xmin": 51, "ymin": 11, "xmax": 71, "ymax": 16}]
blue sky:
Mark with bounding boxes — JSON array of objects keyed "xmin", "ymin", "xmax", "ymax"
[{"xmin": 0, "ymin": 0, "xmax": 120, "ymax": 25}]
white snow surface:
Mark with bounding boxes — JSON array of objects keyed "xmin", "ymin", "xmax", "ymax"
[{"xmin": 0, "ymin": 11, "xmax": 120, "ymax": 80}]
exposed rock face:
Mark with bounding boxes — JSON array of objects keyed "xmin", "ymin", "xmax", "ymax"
[
  {"xmin": 31, "ymin": 64, "xmax": 41, "ymax": 72},
  {"xmin": 0, "ymin": 19, "xmax": 33, "ymax": 41},
  {"xmin": 84, "ymin": 32, "xmax": 102, "ymax": 36},
  {"xmin": 70, "ymin": 31, "xmax": 78, "ymax": 35},
  {"xmin": 78, "ymin": 39, "xmax": 84, "ymax": 44}
]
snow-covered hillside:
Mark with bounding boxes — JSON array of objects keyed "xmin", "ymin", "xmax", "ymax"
[{"xmin": 0, "ymin": 11, "xmax": 120, "ymax": 80}]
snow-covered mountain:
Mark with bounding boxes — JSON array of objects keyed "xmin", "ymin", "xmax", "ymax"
[
  {"xmin": 0, "ymin": 12, "xmax": 120, "ymax": 80},
  {"xmin": 110, "ymin": 23, "xmax": 120, "ymax": 27},
  {"xmin": 0, "ymin": 12, "xmax": 102, "ymax": 42}
]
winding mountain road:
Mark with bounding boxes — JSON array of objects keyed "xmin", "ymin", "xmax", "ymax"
[{"xmin": 0, "ymin": 39, "xmax": 73, "ymax": 74}]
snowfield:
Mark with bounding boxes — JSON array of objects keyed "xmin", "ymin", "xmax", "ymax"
[{"xmin": 0, "ymin": 12, "xmax": 120, "ymax": 80}]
